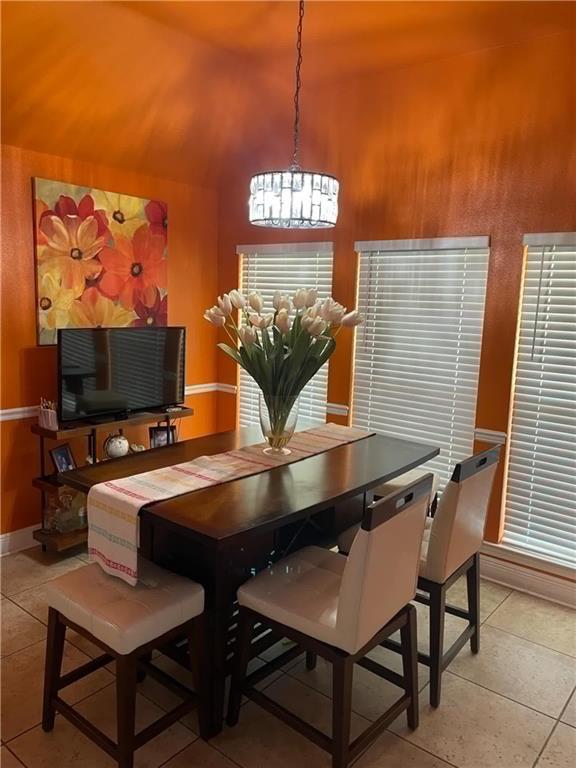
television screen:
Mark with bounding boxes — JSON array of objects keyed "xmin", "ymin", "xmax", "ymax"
[{"xmin": 58, "ymin": 327, "xmax": 186, "ymax": 422}]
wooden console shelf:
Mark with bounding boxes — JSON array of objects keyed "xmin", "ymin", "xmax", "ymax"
[
  {"xmin": 32, "ymin": 475, "xmax": 63, "ymax": 493},
  {"xmin": 33, "ymin": 527, "xmax": 88, "ymax": 552},
  {"xmin": 31, "ymin": 407, "xmax": 194, "ymax": 440},
  {"xmin": 31, "ymin": 407, "xmax": 194, "ymax": 551}
]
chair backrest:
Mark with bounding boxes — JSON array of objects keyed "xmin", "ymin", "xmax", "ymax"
[
  {"xmin": 336, "ymin": 474, "xmax": 433, "ymax": 654},
  {"xmin": 422, "ymin": 447, "xmax": 500, "ymax": 583}
]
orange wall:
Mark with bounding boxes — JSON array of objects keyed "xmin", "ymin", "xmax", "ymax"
[
  {"xmin": 0, "ymin": 144, "xmax": 220, "ymax": 534},
  {"xmin": 216, "ymin": 32, "xmax": 576, "ymax": 541}
]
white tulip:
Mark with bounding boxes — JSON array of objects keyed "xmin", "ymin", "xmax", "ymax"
[
  {"xmin": 238, "ymin": 325, "xmax": 257, "ymax": 347},
  {"xmin": 217, "ymin": 294, "xmax": 233, "ymax": 316},
  {"xmin": 275, "ymin": 308, "xmax": 291, "ymax": 334},
  {"xmin": 305, "ymin": 288, "xmax": 318, "ymax": 307},
  {"xmin": 229, "ymin": 289, "xmax": 246, "ymax": 309},
  {"xmin": 273, "ymin": 291, "xmax": 292, "ymax": 312},
  {"xmin": 293, "ymin": 288, "xmax": 308, "ymax": 310},
  {"xmin": 306, "ymin": 317, "xmax": 328, "ymax": 336},
  {"xmin": 249, "ymin": 312, "xmax": 274, "ymax": 329},
  {"xmin": 320, "ymin": 297, "xmax": 346, "ymax": 326},
  {"xmin": 203, "ymin": 309, "xmax": 225, "ymax": 327},
  {"xmin": 248, "ymin": 292, "xmax": 264, "ymax": 312},
  {"xmin": 300, "ymin": 305, "xmax": 319, "ymax": 330},
  {"xmin": 261, "ymin": 313, "xmax": 274, "ymax": 328},
  {"xmin": 341, "ymin": 310, "xmax": 363, "ymax": 327}
]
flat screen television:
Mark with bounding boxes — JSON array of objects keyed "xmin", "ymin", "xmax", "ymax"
[{"xmin": 58, "ymin": 327, "xmax": 186, "ymax": 423}]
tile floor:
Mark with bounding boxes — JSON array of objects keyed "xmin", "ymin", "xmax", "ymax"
[{"xmin": 1, "ymin": 546, "xmax": 575, "ymax": 768}]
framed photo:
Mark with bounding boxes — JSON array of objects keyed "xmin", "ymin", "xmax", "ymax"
[
  {"xmin": 49, "ymin": 443, "xmax": 76, "ymax": 474},
  {"xmin": 149, "ymin": 426, "xmax": 176, "ymax": 448}
]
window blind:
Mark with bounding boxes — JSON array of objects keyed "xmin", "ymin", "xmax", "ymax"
[
  {"xmin": 503, "ymin": 234, "xmax": 576, "ymax": 567},
  {"xmin": 352, "ymin": 237, "xmax": 490, "ymax": 492},
  {"xmin": 237, "ymin": 242, "xmax": 334, "ymax": 427}
]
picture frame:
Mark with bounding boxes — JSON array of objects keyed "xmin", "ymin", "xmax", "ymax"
[
  {"xmin": 49, "ymin": 443, "xmax": 76, "ymax": 474},
  {"xmin": 33, "ymin": 177, "xmax": 168, "ymax": 346},
  {"xmin": 149, "ymin": 425, "xmax": 176, "ymax": 448}
]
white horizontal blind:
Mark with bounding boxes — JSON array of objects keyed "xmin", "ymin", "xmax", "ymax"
[
  {"xmin": 503, "ymin": 237, "xmax": 576, "ymax": 567},
  {"xmin": 353, "ymin": 237, "xmax": 490, "ymax": 492},
  {"xmin": 237, "ymin": 243, "xmax": 334, "ymax": 427}
]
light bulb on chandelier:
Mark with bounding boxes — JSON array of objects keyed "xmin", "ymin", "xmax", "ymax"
[{"xmin": 248, "ymin": 1, "xmax": 339, "ymax": 228}]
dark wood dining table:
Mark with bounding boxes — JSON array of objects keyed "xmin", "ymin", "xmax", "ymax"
[{"xmin": 62, "ymin": 424, "xmax": 439, "ymax": 737}]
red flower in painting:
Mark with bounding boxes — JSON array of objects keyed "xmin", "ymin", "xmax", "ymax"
[
  {"xmin": 40, "ymin": 194, "xmax": 109, "ymax": 238},
  {"xmin": 35, "ymin": 199, "xmax": 50, "ymax": 245},
  {"xmin": 98, "ymin": 224, "xmax": 166, "ymax": 309},
  {"xmin": 145, "ymin": 200, "xmax": 167, "ymax": 239},
  {"xmin": 133, "ymin": 287, "xmax": 168, "ymax": 327}
]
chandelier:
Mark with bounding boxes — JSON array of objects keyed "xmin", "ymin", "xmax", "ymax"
[{"xmin": 248, "ymin": 1, "xmax": 339, "ymax": 228}]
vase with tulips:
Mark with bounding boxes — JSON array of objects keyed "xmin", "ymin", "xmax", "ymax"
[{"xmin": 204, "ymin": 288, "xmax": 362, "ymax": 454}]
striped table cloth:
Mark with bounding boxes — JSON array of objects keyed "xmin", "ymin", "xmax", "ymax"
[{"xmin": 88, "ymin": 423, "xmax": 372, "ymax": 585}]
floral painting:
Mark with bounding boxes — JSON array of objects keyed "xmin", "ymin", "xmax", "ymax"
[{"xmin": 33, "ymin": 178, "xmax": 168, "ymax": 344}]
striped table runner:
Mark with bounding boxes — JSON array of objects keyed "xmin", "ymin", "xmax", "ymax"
[{"xmin": 88, "ymin": 423, "xmax": 372, "ymax": 585}]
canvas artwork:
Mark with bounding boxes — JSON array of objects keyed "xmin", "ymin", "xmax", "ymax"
[{"xmin": 33, "ymin": 178, "xmax": 168, "ymax": 344}]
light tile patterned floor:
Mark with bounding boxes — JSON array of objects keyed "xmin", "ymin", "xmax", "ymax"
[{"xmin": 1, "ymin": 546, "xmax": 575, "ymax": 768}]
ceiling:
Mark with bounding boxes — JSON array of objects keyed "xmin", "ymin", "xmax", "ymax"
[{"xmin": 2, "ymin": 1, "xmax": 574, "ymax": 185}]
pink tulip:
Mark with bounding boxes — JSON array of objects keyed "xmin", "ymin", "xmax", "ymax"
[
  {"xmin": 248, "ymin": 292, "xmax": 264, "ymax": 312},
  {"xmin": 307, "ymin": 317, "xmax": 328, "ymax": 336},
  {"xmin": 238, "ymin": 325, "xmax": 257, "ymax": 347},
  {"xmin": 229, "ymin": 289, "xmax": 246, "ymax": 309},
  {"xmin": 276, "ymin": 308, "xmax": 291, "ymax": 334},
  {"xmin": 217, "ymin": 294, "xmax": 233, "ymax": 316},
  {"xmin": 204, "ymin": 308, "xmax": 226, "ymax": 327},
  {"xmin": 341, "ymin": 310, "xmax": 363, "ymax": 327}
]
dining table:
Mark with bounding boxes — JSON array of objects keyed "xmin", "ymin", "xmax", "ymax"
[{"xmin": 61, "ymin": 423, "xmax": 439, "ymax": 737}]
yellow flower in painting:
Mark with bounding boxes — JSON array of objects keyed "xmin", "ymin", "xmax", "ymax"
[
  {"xmin": 40, "ymin": 215, "xmax": 104, "ymax": 296},
  {"xmin": 37, "ymin": 271, "xmax": 76, "ymax": 330},
  {"xmin": 69, "ymin": 287, "xmax": 136, "ymax": 328},
  {"xmin": 90, "ymin": 189, "xmax": 144, "ymax": 238}
]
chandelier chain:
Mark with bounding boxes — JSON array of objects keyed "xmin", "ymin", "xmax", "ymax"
[{"xmin": 291, "ymin": 0, "xmax": 305, "ymax": 170}]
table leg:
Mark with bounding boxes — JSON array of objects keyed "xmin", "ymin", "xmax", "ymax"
[
  {"xmin": 200, "ymin": 539, "xmax": 273, "ymax": 738},
  {"xmin": 202, "ymin": 561, "xmax": 235, "ymax": 738},
  {"xmin": 141, "ymin": 523, "xmax": 277, "ymax": 739}
]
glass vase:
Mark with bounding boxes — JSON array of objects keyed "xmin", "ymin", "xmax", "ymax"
[{"xmin": 259, "ymin": 395, "xmax": 299, "ymax": 456}]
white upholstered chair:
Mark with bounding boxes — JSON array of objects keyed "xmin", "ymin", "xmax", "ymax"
[
  {"xmin": 337, "ymin": 467, "xmax": 439, "ymax": 555},
  {"xmin": 43, "ymin": 559, "xmax": 207, "ymax": 768},
  {"xmin": 227, "ymin": 474, "xmax": 434, "ymax": 768},
  {"xmin": 338, "ymin": 447, "xmax": 500, "ymax": 708}
]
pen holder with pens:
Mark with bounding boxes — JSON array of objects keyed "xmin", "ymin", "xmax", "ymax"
[{"xmin": 38, "ymin": 399, "xmax": 59, "ymax": 430}]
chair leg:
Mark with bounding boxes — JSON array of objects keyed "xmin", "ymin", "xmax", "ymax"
[
  {"xmin": 136, "ymin": 652, "xmax": 152, "ymax": 683},
  {"xmin": 429, "ymin": 583, "xmax": 445, "ymax": 708},
  {"xmin": 306, "ymin": 651, "xmax": 317, "ymax": 670},
  {"xmin": 116, "ymin": 655, "xmax": 138, "ymax": 768},
  {"xmin": 227, "ymin": 608, "xmax": 253, "ymax": 727},
  {"xmin": 189, "ymin": 616, "xmax": 211, "ymax": 740},
  {"xmin": 467, "ymin": 553, "xmax": 480, "ymax": 654},
  {"xmin": 400, "ymin": 605, "xmax": 419, "ymax": 729},
  {"xmin": 42, "ymin": 607, "xmax": 66, "ymax": 732},
  {"xmin": 331, "ymin": 656, "xmax": 353, "ymax": 768}
]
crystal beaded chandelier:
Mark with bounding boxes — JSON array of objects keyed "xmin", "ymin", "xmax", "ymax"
[{"xmin": 248, "ymin": 1, "xmax": 339, "ymax": 228}]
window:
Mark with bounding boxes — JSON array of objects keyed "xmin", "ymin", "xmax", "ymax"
[
  {"xmin": 352, "ymin": 237, "xmax": 490, "ymax": 492},
  {"xmin": 237, "ymin": 242, "xmax": 334, "ymax": 426},
  {"xmin": 503, "ymin": 233, "xmax": 576, "ymax": 567}
]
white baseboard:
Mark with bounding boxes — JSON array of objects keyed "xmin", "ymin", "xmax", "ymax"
[
  {"xmin": 480, "ymin": 551, "xmax": 576, "ymax": 608},
  {"xmin": 0, "ymin": 524, "xmax": 37, "ymax": 557}
]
